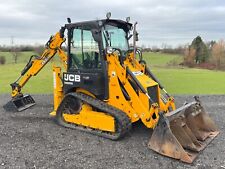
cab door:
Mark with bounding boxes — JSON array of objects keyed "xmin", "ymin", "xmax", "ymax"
[{"xmin": 64, "ymin": 27, "xmax": 108, "ymax": 99}]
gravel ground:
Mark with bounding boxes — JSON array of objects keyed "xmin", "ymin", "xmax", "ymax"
[{"xmin": 0, "ymin": 94, "xmax": 225, "ymax": 169}]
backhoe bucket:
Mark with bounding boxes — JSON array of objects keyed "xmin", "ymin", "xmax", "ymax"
[
  {"xmin": 148, "ymin": 97, "xmax": 219, "ymax": 163},
  {"xmin": 7, "ymin": 95, "xmax": 35, "ymax": 112}
]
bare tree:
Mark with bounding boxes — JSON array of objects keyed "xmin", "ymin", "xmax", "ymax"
[
  {"xmin": 211, "ymin": 39, "xmax": 225, "ymax": 69},
  {"xmin": 184, "ymin": 47, "xmax": 196, "ymax": 67},
  {"xmin": 10, "ymin": 36, "xmax": 21, "ymax": 64},
  {"xmin": 11, "ymin": 48, "xmax": 21, "ymax": 64}
]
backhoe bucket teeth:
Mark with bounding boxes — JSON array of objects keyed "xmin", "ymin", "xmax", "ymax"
[
  {"xmin": 148, "ymin": 97, "xmax": 219, "ymax": 163},
  {"xmin": 11, "ymin": 95, "xmax": 35, "ymax": 111}
]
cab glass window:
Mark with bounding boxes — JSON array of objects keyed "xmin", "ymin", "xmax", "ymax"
[{"xmin": 70, "ymin": 28, "xmax": 101, "ymax": 69}]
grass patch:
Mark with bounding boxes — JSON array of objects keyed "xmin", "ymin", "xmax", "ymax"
[
  {"xmin": 0, "ymin": 51, "xmax": 225, "ymax": 95},
  {"xmin": 0, "ymin": 63, "xmax": 54, "ymax": 94},
  {"xmin": 142, "ymin": 52, "xmax": 183, "ymax": 66},
  {"xmin": 142, "ymin": 52, "xmax": 225, "ymax": 94},
  {"xmin": 151, "ymin": 67, "xmax": 225, "ymax": 94},
  {"xmin": 0, "ymin": 51, "xmax": 36, "ymax": 64}
]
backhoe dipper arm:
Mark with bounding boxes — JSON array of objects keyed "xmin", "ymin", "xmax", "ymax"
[{"xmin": 11, "ymin": 28, "xmax": 67, "ymax": 98}]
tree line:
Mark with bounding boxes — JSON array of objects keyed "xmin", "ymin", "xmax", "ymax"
[
  {"xmin": 1, "ymin": 37, "xmax": 225, "ymax": 70},
  {"xmin": 184, "ymin": 36, "xmax": 225, "ymax": 69},
  {"xmin": 0, "ymin": 45, "xmax": 45, "ymax": 64},
  {"xmin": 142, "ymin": 36, "xmax": 225, "ymax": 70}
]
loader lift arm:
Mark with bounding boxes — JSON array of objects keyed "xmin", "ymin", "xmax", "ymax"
[{"xmin": 10, "ymin": 28, "xmax": 67, "ymax": 111}]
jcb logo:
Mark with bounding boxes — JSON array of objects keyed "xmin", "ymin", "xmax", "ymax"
[{"xmin": 64, "ymin": 74, "xmax": 81, "ymax": 82}]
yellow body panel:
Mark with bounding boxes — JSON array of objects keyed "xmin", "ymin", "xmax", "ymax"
[
  {"xmin": 52, "ymin": 66, "xmax": 64, "ymax": 112},
  {"xmin": 105, "ymin": 52, "xmax": 176, "ymax": 128},
  {"xmin": 63, "ymin": 104, "xmax": 115, "ymax": 132},
  {"xmin": 49, "ymin": 51, "xmax": 176, "ymax": 129},
  {"xmin": 50, "ymin": 66, "xmax": 64, "ymax": 116},
  {"xmin": 106, "ymin": 53, "xmax": 160, "ymax": 128},
  {"xmin": 50, "ymin": 68, "xmax": 116, "ymax": 132}
]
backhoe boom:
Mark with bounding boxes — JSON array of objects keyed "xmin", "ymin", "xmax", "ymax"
[{"xmin": 10, "ymin": 29, "xmax": 67, "ymax": 111}]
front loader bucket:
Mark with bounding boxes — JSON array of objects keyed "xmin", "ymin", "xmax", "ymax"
[
  {"xmin": 4, "ymin": 95, "xmax": 36, "ymax": 112},
  {"xmin": 148, "ymin": 97, "xmax": 219, "ymax": 163}
]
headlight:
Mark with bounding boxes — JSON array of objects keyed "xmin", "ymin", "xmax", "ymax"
[{"xmin": 106, "ymin": 47, "xmax": 113, "ymax": 54}]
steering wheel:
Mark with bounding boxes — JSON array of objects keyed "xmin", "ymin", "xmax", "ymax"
[
  {"xmin": 111, "ymin": 48, "xmax": 123, "ymax": 65},
  {"xmin": 83, "ymin": 52, "xmax": 93, "ymax": 68},
  {"xmin": 125, "ymin": 47, "xmax": 143, "ymax": 62}
]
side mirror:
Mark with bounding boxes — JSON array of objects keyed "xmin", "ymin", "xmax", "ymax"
[
  {"xmin": 135, "ymin": 31, "xmax": 139, "ymax": 41},
  {"xmin": 106, "ymin": 46, "xmax": 113, "ymax": 54},
  {"xmin": 67, "ymin": 18, "xmax": 71, "ymax": 24}
]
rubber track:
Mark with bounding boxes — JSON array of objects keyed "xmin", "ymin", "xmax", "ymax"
[{"xmin": 56, "ymin": 92, "xmax": 132, "ymax": 140}]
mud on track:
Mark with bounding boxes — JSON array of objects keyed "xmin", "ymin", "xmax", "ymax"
[{"xmin": 0, "ymin": 94, "xmax": 224, "ymax": 169}]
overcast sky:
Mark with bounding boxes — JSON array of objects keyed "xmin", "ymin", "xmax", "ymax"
[{"xmin": 0, "ymin": 0, "xmax": 225, "ymax": 47}]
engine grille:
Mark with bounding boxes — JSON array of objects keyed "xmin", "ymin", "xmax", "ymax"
[{"xmin": 147, "ymin": 85, "xmax": 159, "ymax": 105}]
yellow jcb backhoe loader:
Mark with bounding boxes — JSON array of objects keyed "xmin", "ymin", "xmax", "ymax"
[{"xmin": 4, "ymin": 14, "xmax": 219, "ymax": 163}]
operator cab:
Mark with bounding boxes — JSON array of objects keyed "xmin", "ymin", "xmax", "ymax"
[
  {"xmin": 66, "ymin": 19, "xmax": 132, "ymax": 70},
  {"xmin": 64, "ymin": 19, "xmax": 133, "ymax": 99}
]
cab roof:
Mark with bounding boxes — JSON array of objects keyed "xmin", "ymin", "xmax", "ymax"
[{"xmin": 65, "ymin": 19, "xmax": 132, "ymax": 32}]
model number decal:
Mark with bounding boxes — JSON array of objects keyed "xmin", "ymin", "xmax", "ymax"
[
  {"xmin": 64, "ymin": 74, "xmax": 81, "ymax": 83},
  {"xmin": 132, "ymin": 71, "xmax": 143, "ymax": 76}
]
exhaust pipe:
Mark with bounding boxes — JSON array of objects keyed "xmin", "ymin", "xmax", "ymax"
[{"xmin": 148, "ymin": 96, "xmax": 219, "ymax": 163}]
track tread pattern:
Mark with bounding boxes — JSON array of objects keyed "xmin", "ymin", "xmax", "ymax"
[{"xmin": 56, "ymin": 92, "xmax": 132, "ymax": 140}]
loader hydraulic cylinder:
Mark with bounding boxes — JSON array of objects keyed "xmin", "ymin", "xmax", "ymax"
[
  {"xmin": 126, "ymin": 67, "xmax": 155, "ymax": 104},
  {"xmin": 145, "ymin": 67, "xmax": 170, "ymax": 97}
]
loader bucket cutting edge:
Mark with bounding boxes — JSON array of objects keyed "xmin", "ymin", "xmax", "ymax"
[
  {"xmin": 6, "ymin": 95, "xmax": 35, "ymax": 112},
  {"xmin": 148, "ymin": 99, "xmax": 219, "ymax": 163}
]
